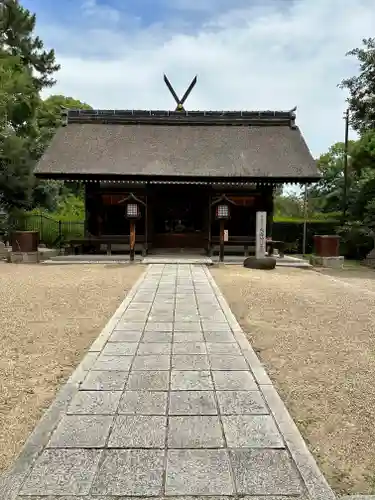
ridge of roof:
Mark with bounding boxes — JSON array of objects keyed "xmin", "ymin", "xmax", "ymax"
[{"xmin": 62, "ymin": 108, "xmax": 297, "ymax": 128}]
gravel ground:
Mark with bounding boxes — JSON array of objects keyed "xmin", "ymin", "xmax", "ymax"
[
  {"xmin": 211, "ymin": 265, "xmax": 375, "ymax": 496},
  {"xmin": 0, "ymin": 262, "xmax": 144, "ymax": 473},
  {"xmin": 316, "ymin": 265, "xmax": 375, "ymax": 293}
]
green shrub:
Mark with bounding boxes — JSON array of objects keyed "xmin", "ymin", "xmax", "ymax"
[
  {"xmin": 272, "ymin": 221, "xmax": 339, "ymax": 253},
  {"xmin": 7, "ymin": 210, "xmax": 84, "ymax": 248},
  {"xmin": 336, "ymin": 222, "xmax": 374, "ymax": 259},
  {"xmin": 16, "ymin": 195, "xmax": 85, "ymax": 246},
  {"xmin": 273, "ymin": 215, "xmax": 340, "ymax": 223},
  {"xmin": 28, "ymin": 194, "xmax": 84, "ymax": 222},
  {"xmin": 272, "ymin": 219, "xmax": 374, "ymax": 258}
]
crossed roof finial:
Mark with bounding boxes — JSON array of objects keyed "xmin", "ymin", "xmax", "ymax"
[{"xmin": 163, "ymin": 74, "xmax": 198, "ymax": 112}]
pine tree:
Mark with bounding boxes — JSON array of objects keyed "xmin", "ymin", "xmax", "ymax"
[
  {"xmin": 0, "ymin": 53, "xmax": 37, "ymax": 209},
  {"xmin": 0, "ymin": 0, "xmax": 60, "ymax": 90},
  {"xmin": 0, "ymin": 0, "xmax": 60, "ymax": 211}
]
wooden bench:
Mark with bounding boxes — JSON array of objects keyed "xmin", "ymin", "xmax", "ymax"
[
  {"xmin": 208, "ymin": 236, "xmax": 254, "ymax": 257},
  {"xmin": 207, "ymin": 236, "xmax": 284, "ymax": 257},
  {"xmin": 266, "ymin": 239, "xmax": 285, "ymax": 257},
  {"xmin": 68, "ymin": 236, "xmax": 147, "ymax": 256}
]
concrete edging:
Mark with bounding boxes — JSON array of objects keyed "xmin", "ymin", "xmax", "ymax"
[
  {"xmin": 204, "ymin": 266, "xmax": 336, "ymax": 500},
  {"xmin": 341, "ymin": 496, "xmax": 375, "ymax": 500},
  {"xmin": 0, "ymin": 267, "xmax": 148, "ymax": 500}
]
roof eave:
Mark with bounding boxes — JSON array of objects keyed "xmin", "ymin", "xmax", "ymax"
[{"xmin": 34, "ymin": 172, "xmax": 320, "ymax": 184}]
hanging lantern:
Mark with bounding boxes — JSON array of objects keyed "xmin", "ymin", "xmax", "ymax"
[
  {"xmin": 216, "ymin": 203, "xmax": 230, "ymax": 220},
  {"xmin": 126, "ymin": 203, "xmax": 141, "ymax": 219}
]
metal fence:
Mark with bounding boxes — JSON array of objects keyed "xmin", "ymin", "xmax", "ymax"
[{"xmin": 2, "ymin": 213, "xmax": 84, "ymax": 248}]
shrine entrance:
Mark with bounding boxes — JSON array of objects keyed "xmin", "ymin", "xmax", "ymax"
[{"xmin": 152, "ymin": 185, "xmax": 208, "ymax": 250}]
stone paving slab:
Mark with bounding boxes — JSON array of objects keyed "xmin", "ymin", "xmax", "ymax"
[
  {"xmin": 15, "ymin": 496, "xmax": 310, "ymax": 500},
  {"xmin": 169, "ymin": 390, "xmax": 217, "ymax": 415},
  {"xmin": 2, "ymin": 264, "xmax": 336, "ymax": 500},
  {"xmin": 166, "ymin": 449, "xmax": 233, "ymax": 495}
]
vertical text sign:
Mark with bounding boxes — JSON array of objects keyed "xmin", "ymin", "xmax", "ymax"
[{"xmin": 256, "ymin": 211, "xmax": 267, "ymax": 258}]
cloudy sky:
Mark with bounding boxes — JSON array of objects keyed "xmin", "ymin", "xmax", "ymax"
[{"xmin": 23, "ymin": 0, "xmax": 375, "ymax": 158}]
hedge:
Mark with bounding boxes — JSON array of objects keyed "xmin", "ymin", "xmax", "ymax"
[{"xmin": 272, "ymin": 221, "xmax": 339, "ymax": 254}]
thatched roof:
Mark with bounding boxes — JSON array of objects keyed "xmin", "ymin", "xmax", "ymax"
[{"xmin": 34, "ymin": 109, "xmax": 319, "ymax": 182}]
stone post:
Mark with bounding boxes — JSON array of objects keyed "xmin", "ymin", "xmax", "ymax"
[{"xmin": 256, "ymin": 211, "xmax": 267, "ymax": 259}]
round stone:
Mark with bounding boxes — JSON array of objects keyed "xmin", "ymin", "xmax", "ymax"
[{"xmin": 243, "ymin": 256, "xmax": 277, "ymax": 270}]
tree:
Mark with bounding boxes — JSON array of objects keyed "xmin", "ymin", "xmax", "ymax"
[
  {"xmin": 0, "ymin": 53, "xmax": 39, "ymax": 132},
  {"xmin": 310, "ymin": 134, "xmax": 375, "ymax": 223},
  {"xmin": 0, "ymin": 1, "xmax": 91, "ymax": 212},
  {"xmin": 274, "ymin": 194, "xmax": 304, "ymax": 218},
  {"xmin": 36, "ymin": 95, "xmax": 92, "ymax": 148},
  {"xmin": 0, "ymin": 0, "xmax": 60, "ymax": 211},
  {"xmin": 0, "ymin": 0, "xmax": 60, "ymax": 90},
  {"xmin": 349, "ymin": 130, "xmax": 375, "ymax": 222},
  {"xmin": 339, "ymin": 38, "xmax": 375, "ymax": 132},
  {"xmin": 308, "ymin": 142, "xmax": 357, "ymax": 215},
  {"xmin": 0, "ymin": 53, "xmax": 37, "ymax": 209},
  {"xmin": 30, "ymin": 95, "xmax": 92, "ymax": 210}
]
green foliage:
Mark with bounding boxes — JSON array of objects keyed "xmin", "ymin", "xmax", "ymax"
[
  {"xmin": 0, "ymin": 136, "xmax": 35, "ymax": 210},
  {"xmin": 10, "ymin": 211, "xmax": 84, "ymax": 247},
  {"xmin": 0, "ymin": 53, "xmax": 39, "ymax": 132},
  {"xmin": 15, "ymin": 191, "xmax": 85, "ymax": 247},
  {"xmin": 339, "ymin": 38, "xmax": 375, "ymax": 133},
  {"xmin": 272, "ymin": 221, "xmax": 340, "ymax": 254},
  {"xmin": 308, "ymin": 142, "xmax": 357, "ymax": 214},
  {"xmin": 273, "ymin": 213, "xmax": 340, "ymax": 223},
  {"xmin": 44, "ymin": 94, "xmax": 92, "ymax": 112},
  {"xmin": 30, "ymin": 179, "xmax": 63, "ymax": 211},
  {"xmin": 0, "ymin": 0, "xmax": 58, "ymax": 210},
  {"xmin": 336, "ymin": 222, "xmax": 373, "ymax": 259},
  {"xmin": 274, "ymin": 194, "xmax": 304, "ymax": 218},
  {"xmin": 0, "ymin": 52, "xmax": 37, "ymax": 209},
  {"xmin": 27, "ymin": 194, "xmax": 84, "ymax": 221},
  {"xmin": 351, "ymin": 130, "xmax": 375, "ymax": 171},
  {"xmin": 0, "ymin": 1, "xmax": 91, "ymax": 215},
  {"xmin": 37, "ymin": 94, "xmax": 92, "ymax": 146},
  {"xmin": 0, "ymin": 0, "xmax": 60, "ymax": 90},
  {"xmin": 55, "ymin": 194, "xmax": 85, "ymax": 220}
]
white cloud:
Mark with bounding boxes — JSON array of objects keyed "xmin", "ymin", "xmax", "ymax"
[
  {"xmin": 80, "ymin": 0, "xmax": 121, "ymax": 23},
  {"xmin": 37, "ymin": 0, "xmax": 375, "ymax": 158}
]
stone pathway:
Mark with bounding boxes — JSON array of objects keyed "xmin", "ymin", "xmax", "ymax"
[{"xmin": 3, "ymin": 264, "xmax": 335, "ymax": 500}]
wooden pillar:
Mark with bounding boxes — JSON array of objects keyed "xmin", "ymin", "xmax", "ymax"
[
  {"xmin": 219, "ymin": 219, "xmax": 225, "ymax": 262},
  {"xmin": 144, "ymin": 192, "xmax": 148, "ymax": 256},
  {"xmin": 97, "ymin": 214, "xmax": 103, "ymax": 236},
  {"xmin": 83, "ymin": 183, "xmax": 88, "ymax": 236},
  {"xmin": 147, "ymin": 190, "xmax": 154, "ymax": 252},
  {"xmin": 207, "ymin": 191, "xmax": 212, "ymax": 256},
  {"xmin": 130, "ymin": 221, "xmax": 136, "ymax": 261}
]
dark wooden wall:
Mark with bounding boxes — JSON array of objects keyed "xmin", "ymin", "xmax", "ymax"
[
  {"xmin": 84, "ymin": 183, "xmax": 275, "ymax": 244},
  {"xmin": 210, "ymin": 185, "xmax": 274, "ymax": 239}
]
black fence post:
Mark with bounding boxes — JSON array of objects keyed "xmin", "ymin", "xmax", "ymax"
[
  {"xmin": 40, "ymin": 214, "xmax": 43, "ymax": 243},
  {"xmin": 58, "ymin": 220, "xmax": 62, "ymax": 247}
]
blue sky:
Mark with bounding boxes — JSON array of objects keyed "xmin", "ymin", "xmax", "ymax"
[{"xmin": 22, "ymin": 0, "xmax": 375, "ymax": 158}]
